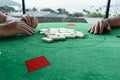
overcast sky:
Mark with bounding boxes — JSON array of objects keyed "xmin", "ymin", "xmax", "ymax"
[{"xmin": 12, "ymin": 0, "xmax": 119, "ymax": 14}]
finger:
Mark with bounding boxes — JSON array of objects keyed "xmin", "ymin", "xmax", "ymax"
[
  {"xmin": 23, "ymin": 25, "xmax": 34, "ymax": 34},
  {"xmin": 106, "ymin": 22, "xmax": 111, "ymax": 32},
  {"xmin": 99, "ymin": 21, "xmax": 102, "ymax": 33},
  {"xmin": 98, "ymin": 21, "xmax": 104, "ymax": 34},
  {"xmin": 21, "ymin": 28, "xmax": 33, "ymax": 35},
  {"xmin": 88, "ymin": 28, "xmax": 91, "ymax": 32},
  {"xmin": 22, "ymin": 15, "xmax": 31, "ymax": 26},
  {"xmin": 20, "ymin": 22, "xmax": 34, "ymax": 34},
  {"xmin": 90, "ymin": 26, "xmax": 95, "ymax": 33},
  {"xmin": 88, "ymin": 24, "xmax": 96, "ymax": 32},
  {"xmin": 88, "ymin": 25, "xmax": 94, "ymax": 32},
  {"xmin": 100, "ymin": 21, "xmax": 108, "ymax": 34},
  {"xmin": 106, "ymin": 25, "xmax": 111, "ymax": 32},
  {"xmin": 26, "ymin": 15, "xmax": 32, "ymax": 26},
  {"xmin": 31, "ymin": 16, "xmax": 38, "ymax": 28},
  {"xmin": 94, "ymin": 22, "xmax": 99, "ymax": 34},
  {"xmin": 30, "ymin": 16, "xmax": 34, "ymax": 27},
  {"xmin": 21, "ymin": 15, "xmax": 27, "ymax": 22},
  {"xmin": 34, "ymin": 17, "xmax": 38, "ymax": 26}
]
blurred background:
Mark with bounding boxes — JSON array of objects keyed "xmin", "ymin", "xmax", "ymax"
[{"xmin": 0, "ymin": 0, "xmax": 119, "ymax": 23}]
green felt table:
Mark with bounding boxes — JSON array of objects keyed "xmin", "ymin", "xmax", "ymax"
[{"xmin": 0, "ymin": 22, "xmax": 120, "ymax": 80}]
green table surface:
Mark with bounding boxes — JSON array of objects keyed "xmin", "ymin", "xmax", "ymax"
[{"xmin": 0, "ymin": 22, "xmax": 120, "ymax": 80}]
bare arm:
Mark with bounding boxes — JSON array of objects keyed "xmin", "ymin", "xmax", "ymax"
[
  {"xmin": 0, "ymin": 11, "xmax": 38, "ymax": 37},
  {"xmin": 106, "ymin": 17, "xmax": 120, "ymax": 28},
  {"xmin": 88, "ymin": 16, "xmax": 120, "ymax": 34},
  {"xmin": 0, "ymin": 11, "xmax": 38, "ymax": 28},
  {"xmin": 2, "ymin": 14, "xmax": 38, "ymax": 29},
  {"xmin": 0, "ymin": 11, "xmax": 7, "ymax": 23},
  {"xmin": 0, "ymin": 21, "xmax": 34, "ymax": 37}
]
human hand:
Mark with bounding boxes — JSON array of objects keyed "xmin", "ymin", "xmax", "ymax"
[
  {"xmin": 21, "ymin": 15, "xmax": 38, "ymax": 29},
  {"xmin": 88, "ymin": 19, "xmax": 111, "ymax": 34},
  {"xmin": 0, "ymin": 20, "xmax": 34, "ymax": 37}
]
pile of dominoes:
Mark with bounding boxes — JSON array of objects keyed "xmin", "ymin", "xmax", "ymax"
[{"xmin": 39, "ymin": 28, "xmax": 85, "ymax": 42}]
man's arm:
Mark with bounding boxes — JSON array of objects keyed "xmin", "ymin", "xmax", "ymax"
[
  {"xmin": 88, "ymin": 16, "xmax": 120, "ymax": 34},
  {"xmin": 106, "ymin": 17, "xmax": 120, "ymax": 27},
  {"xmin": 0, "ymin": 21, "xmax": 34, "ymax": 37},
  {"xmin": 0, "ymin": 11, "xmax": 7, "ymax": 23},
  {"xmin": 0, "ymin": 11, "xmax": 38, "ymax": 37}
]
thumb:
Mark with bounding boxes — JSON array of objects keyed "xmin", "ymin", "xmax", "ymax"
[
  {"xmin": 105, "ymin": 19, "xmax": 111, "ymax": 32},
  {"xmin": 106, "ymin": 26, "xmax": 111, "ymax": 32}
]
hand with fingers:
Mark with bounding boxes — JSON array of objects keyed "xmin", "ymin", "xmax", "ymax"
[
  {"xmin": 0, "ymin": 20, "xmax": 34, "ymax": 37},
  {"xmin": 21, "ymin": 15, "xmax": 38, "ymax": 29},
  {"xmin": 88, "ymin": 19, "xmax": 111, "ymax": 34}
]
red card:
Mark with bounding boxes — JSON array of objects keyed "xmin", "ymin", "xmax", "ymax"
[
  {"xmin": 66, "ymin": 24, "xmax": 76, "ymax": 26},
  {"xmin": 25, "ymin": 56, "xmax": 50, "ymax": 72}
]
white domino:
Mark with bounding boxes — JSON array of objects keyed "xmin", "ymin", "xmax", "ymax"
[
  {"xmin": 75, "ymin": 32, "xmax": 85, "ymax": 38},
  {"xmin": 48, "ymin": 34, "xmax": 65, "ymax": 40},
  {"xmin": 47, "ymin": 34, "xmax": 56, "ymax": 38},
  {"xmin": 57, "ymin": 34, "xmax": 66, "ymax": 40},
  {"xmin": 59, "ymin": 28, "xmax": 67, "ymax": 33},
  {"xmin": 45, "ymin": 32, "xmax": 55, "ymax": 35},
  {"xmin": 39, "ymin": 29, "xmax": 49, "ymax": 32},
  {"xmin": 66, "ymin": 29, "xmax": 75, "ymax": 33},
  {"xmin": 65, "ymin": 34, "xmax": 76, "ymax": 38},
  {"xmin": 42, "ymin": 37, "xmax": 53, "ymax": 42},
  {"xmin": 39, "ymin": 29, "xmax": 49, "ymax": 35},
  {"xmin": 40, "ymin": 28, "xmax": 85, "ymax": 43},
  {"xmin": 76, "ymin": 34, "xmax": 85, "ymax": 38},
  {"xmin": 39, "ymin": 32, "xmax": 46, "ymax": 34}
]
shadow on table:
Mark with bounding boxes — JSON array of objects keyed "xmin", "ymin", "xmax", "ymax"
[{"xmin": 0, "ymin": 35, "xmax": 31, "ymax": 41}]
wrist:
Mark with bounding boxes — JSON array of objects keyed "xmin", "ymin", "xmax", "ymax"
[{"xmin": 104, "ymin": 18, "xmax": 111, "ymax": 27}]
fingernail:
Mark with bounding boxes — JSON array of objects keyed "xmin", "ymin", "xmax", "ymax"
[{"xmin": 94, "ymin": 32, "xmax": 97, "ymax": 34}]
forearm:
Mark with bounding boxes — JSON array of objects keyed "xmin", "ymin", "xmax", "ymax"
[
  {"xmin": 0, "ymin": 11, "xmax": 7, "ymax": 23},
  {"xmin": 0, "ymin": 23, "xmax": 6, "ymax": 36},
  {"xmin": 6, "ymin": 16, "xmax": 21, "ymax": 22},
  {"xmin": 106, "ymin": 17, "xmax": 120, "ymax": 28},
  {"xmin": 0, "ymin": 11, "xmax": 20, "ymax": 23}
]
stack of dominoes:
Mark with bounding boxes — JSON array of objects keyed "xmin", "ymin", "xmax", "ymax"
[{"xmin": 39, "ymin": 28, "xmax": 85, "ymax": 42}]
